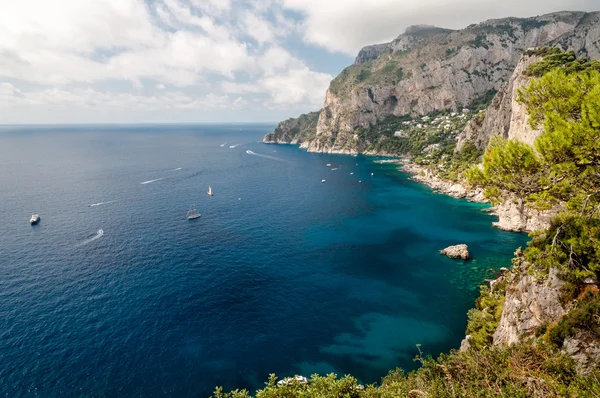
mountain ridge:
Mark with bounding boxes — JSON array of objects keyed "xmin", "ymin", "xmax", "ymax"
[{"xmin": 264, "ymin": 11, "xmax": 600, "ymax": 156}]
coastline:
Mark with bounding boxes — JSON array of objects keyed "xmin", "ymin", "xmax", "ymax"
[
  {"xmin": 400, "ymin": 162, "xmax": 487, "ymax": 203},
  {"xmin": 263, "ymin": 140, "xmax": 556, "ymax": 233}
]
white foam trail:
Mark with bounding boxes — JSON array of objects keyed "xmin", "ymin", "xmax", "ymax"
[
  {"xmin": 331, "ymin": 168, "xmax": 339, "ymax": 171},
  {"xmin": 140, "ymin": 178, "xmax": 164, "ymax": 185},
  {"xmin": 220, "ymin": 143, "xmax": 227, "ymax": 147},
  {"xmin": 89, "ymin": 200, "xmax": 116, "ymax": 207},
  {"xmin": 245, "ymin": 149, "xmax": 288, "ymax": 162},
  {"xmin": 229, "ymin": 144, "xmax": 243, "ymax": 148},
  {"xmin": 166, "ymin": 167, "xmax": 182, "ymax": 172},
  {"xmin": 76, "ymin": 229, "xmax": 104, "ymax": 247}
]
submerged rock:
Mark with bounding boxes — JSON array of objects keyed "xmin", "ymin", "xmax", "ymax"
[{"xmin": 440, "ymin": 244, "xmax": 470, "ymax": 260}]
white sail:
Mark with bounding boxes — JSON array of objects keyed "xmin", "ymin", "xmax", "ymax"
[{"xmin": 208, "ymin": 186, "xmax": 213, "ymax": 196}]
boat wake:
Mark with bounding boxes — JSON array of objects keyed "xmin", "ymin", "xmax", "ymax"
[
  {"xmin": 89, "ymin": 200, "xmax": 116, "ymax": 207},
  {"xmin": 76, "ymin": 229, "xmax": 104, "ymax": 247},
  {"xmin": 140, "ymin": 178, "xmax": 164, "ymax": 185},
  {"xmin": 165, "ymin": 167, "xmax": 182, "ymax": 172},
  {"xmin": 245, "ymin": 150, "xmax": 287, "ymax": 162},
  {"xmin": 220, "ymin": 143, "xmax": 227, "ymax": 147},
  {"xmin": 229, "ymin": 144, "xmax": 243, "ymax": 148}
]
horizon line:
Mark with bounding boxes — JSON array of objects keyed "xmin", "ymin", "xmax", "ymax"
[{"xmin": 0, "ymin": 121, "xmax": 278, "ymax": 126}]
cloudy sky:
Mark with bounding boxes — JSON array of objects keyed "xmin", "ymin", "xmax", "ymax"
[{"xmin": 0, "ymin": 0, "xmax": 598, "ymax": 124}]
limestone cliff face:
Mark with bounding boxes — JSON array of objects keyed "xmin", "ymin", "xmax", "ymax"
[
  {"xmin": 455, "ymin": 53, "xmax": 545, "ymax": 151},
  {"xmin": 492, "ymin": 197, "xmax": 559, "ymax": 232},
  {"xmin": 491, "ymin": 253, "xmax": 600, "ymax": 372},
  {"xmin": 265, "ymin": 11, "xmax": 599, "ymax": 154},
  {"xmin": 493, "ymin": 263, "xmax": 568, "ymax": 346}
]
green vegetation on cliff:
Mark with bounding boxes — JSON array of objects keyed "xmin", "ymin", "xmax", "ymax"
[
  {"xmin": 468, "ymin": 49, "xmax": 600, "ymax": 348},
  {"xmin": 264, "ymin": 111, "xmax": 320, "ymax": 144}
]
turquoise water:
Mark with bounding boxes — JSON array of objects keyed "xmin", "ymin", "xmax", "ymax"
[{"xmin": 0, "ymin": 124, "xmax": 527, "ymax": 396}]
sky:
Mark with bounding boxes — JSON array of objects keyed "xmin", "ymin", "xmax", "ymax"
[{"xmin": 0, "ymin": 0, "xmax": 598, "ymax": 124}]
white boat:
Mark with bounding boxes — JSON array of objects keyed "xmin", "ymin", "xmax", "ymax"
[
  {"xmin": 326, "ymin": 164, "xmax": 331, "ymax": 167},
  {"xmin": 30, "ymin": 214, "xmax": 40, "ymax": 224},
  {"xmin": 208, "ymin": 186, "xmax": 213, "ymax": 196},
  {"xmin": 321, "ymin": 179, "xmax": 326, "ymax": 183},
  {"xmin": 187, "ymin": 204, "xmax": 201, "ymax": 220}
]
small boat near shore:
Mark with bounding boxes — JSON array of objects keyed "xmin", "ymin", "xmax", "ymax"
[
  {"xmin": 30, "ymin": 214, "xmax": 40, "ymax": 224},
  {"xmin": 208, "ymin": 186, "xmax": 213, "ymax": 196}
]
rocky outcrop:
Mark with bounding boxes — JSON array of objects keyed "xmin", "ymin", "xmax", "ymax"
[
  {"xmin": 493, "ymin": 261, "xmax": 568, "ymax": 346},
  {"xmin": 402, "ymin": 163, "xmax": 486, "ymax": 202},
  {"xmin": 402, "ymin": 163, "xmax": 554, "ymax": 232},
  {"xmin": 354, "ymin": 43, "xmax": 388, "ymax": 65},
  {"xmin": 455, "ymin": 53, "xmax": 545, "ymax": 151},
  {"xmin": 563, "ymin": 331, "xmax": 600, "ymax": 374},
  {"xmin": 440, "ymin": 244, "xmax": 470, "ymax": 260},
  {"xmin": 263, "ymin": 111, "xmax": 320, "ymax": 145},
  {"xmin": 492, "ymin": 197, "xmax": 559, "ymax": 232}
]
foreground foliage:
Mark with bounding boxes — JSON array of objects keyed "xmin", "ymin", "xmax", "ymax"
[{"xmin": 212, "ymin": 343, "xmax": 600, "ymax": 397}]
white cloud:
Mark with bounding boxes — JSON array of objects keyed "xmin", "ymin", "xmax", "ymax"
[
  {"xmin": 0, "ymin": 0, "xmax": 160, "ymax": 53},
  {"xmin": 222, "ymin": 46, "xmax": 332, "ymax": 108},
  {"xmin": 0, "ymin": 0, "xmax": 334, "ymax": 120},
  {"xmin": 0, "ymin": 82, "xmax": 237, "ymax": 111},
  {"xmin": 282, "ymin": 0, "xmax": 599, "ymax": 54},
  {"xmin": 240, "ymin": 11, "xmax": 276, "ymax": 44}
]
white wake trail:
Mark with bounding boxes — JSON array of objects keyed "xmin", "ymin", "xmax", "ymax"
[
  {"xmin": 76, "ymin": 229, "xmax": 104, "ymax": 247},
  {"xmin": 140, "ymin": 178, "xmax": 164, "ymax": 185},
  {"xmin": 220, "ymin": 143, "xmax": 227, "ymax": 147},
  {"xmin": 229, "ymin": 144, "xmax": 243, "ymax": 148},
  {"xmin": 89, "ymin": 200, "xmax": 116, "ymax": 207},
  {"xmin": 245, "ymin": 150, "xmax": 288, "ymax": 162}
]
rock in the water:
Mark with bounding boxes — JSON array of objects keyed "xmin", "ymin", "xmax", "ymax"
[{"xmin": 440, "ymin": 244, "xmax": 470, "ymax": 260}]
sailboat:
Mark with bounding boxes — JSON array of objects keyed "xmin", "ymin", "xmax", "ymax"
[
  {"xmin": 207, "ymin": 186, "xmax": 213, "ymax": 196},
  {"xmin": 187, "ymin": 203, "xmax": 201, "ymax": 220}
]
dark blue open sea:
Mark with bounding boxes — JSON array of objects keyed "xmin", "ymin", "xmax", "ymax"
[{"xmin": 0, "ymin": 124, "xmax": 527, "ymax": 397}]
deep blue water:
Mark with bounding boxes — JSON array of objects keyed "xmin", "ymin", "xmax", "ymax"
[{"xmin": 0, "ymin": 124, "xmax": 527, "ymax": 397}]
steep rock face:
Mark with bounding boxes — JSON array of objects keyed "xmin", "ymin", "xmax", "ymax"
[
  {"xmin": 492, "ymin": 197, "xmax": 559, "ymax": 232},
  {"xmin": 493, "ymin": 263, "xmax": 568, "ymax": 346},
  {"xmin": 265, "ymin": 12, "xmax": 600, "ymax": 155},
  {"xmin": 305, "ymin": 12, "xmax": 589, "ymax": 154},
  {"xmin": 455, "ymin": 54, "xmax": 545, "ymax": 151},
  {"xmin": 354, "ymin": 43, "xmax": 388, "ymax": 65},
  {"xmin": 263, "ymin": 111, "xmax": 320, "ymax": 145},
  {"xmin": 552, "ymin": 12, "xmax": 600, "ymax": 59},
  {"xmin": 563, "ymin": 330, "xmax": 600, "ymax": 374}
]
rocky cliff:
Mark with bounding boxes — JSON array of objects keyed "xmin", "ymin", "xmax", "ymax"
[
  {"xmin": 266, "ymin": 11, "xmax": 600, "ymax": 155},
  {"xmin": 455, "ymin": 53, "xmax": 545, "ymax": 151},
  {"xmin": 487, "ymin": 250, "xmax": 600, "ymax": 373},
  {"xmin": 263, "ymin": 111, "xmax": 320, "ymax": 145}
]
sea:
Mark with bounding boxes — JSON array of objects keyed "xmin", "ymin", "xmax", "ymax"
[{"xmin": 0, "ymin": 124, "xmax": 527, "ymax": 397}]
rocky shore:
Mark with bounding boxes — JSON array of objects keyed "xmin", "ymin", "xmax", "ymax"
[
  {"xmin": 401, "ymin": 162, "xmax": 555, "ymax": 233},
  {"xmin": 401, "ymin": 162, "xmax": 486, "ymax": 202}
]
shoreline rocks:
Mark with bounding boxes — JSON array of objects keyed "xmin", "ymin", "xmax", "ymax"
[
  {"xmin": 440, "ymin": 244, "xmax": 470, "ymax": 260},
  {"xmin": 402, "ymin": 163, "xmax": 486, "ymax": 203}
]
